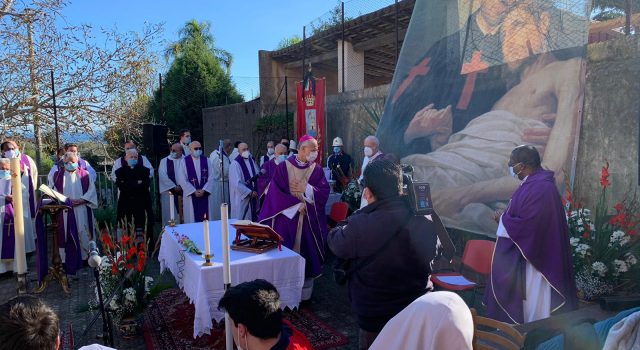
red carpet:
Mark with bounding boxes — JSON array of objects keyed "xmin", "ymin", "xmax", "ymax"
[{"xmin": 143, "ymin": 289, "xmax": 349, "ymax": 350}]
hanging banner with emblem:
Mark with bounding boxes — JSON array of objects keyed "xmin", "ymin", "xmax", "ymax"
[{"xmin": 296, "ymin": 71, "xmax": 325, "ymax": 165}]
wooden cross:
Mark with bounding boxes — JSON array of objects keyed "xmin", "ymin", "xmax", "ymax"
[{"xmin": 457, "ymin": 51, "xmax": 489, "ymax": 110}]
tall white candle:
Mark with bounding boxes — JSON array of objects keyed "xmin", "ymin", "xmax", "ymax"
[
  {"xmin": 203, "ymin": 214, "xmax": 211, "ymax": 257},
  {"xmin": 221, "ymin": 204, "xmax": 230, "ymax": 284},
  {"xmin": 169, "ymin": 193, "xmax": 175, "ymax": 221},
  {"xmin": 10, "ymin": 158, "xmax": 27, "ymax": 274}
]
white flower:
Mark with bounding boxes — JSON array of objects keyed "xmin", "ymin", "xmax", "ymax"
[
  {"xmin": 589, "ymin": 223, "xmax": 596, "ymax": 232},
  {"xmin": 610, "ymin": 230, "xmax": 629, "ymax": 246},
  {"xmin": 575, "ymin": 244, "xmax": 591, "ymax": 257},
  {"xmin": 109, "ymin": 298, "xmax": 119, "ymax": 310},
  {"xmin": 145, "ymin": 276, "xmax": 154, "ymax": 293},
  {"xmin": 577, "ymin": 226, "xmax": 584, "ymax": 232},
  {"xmin": 619, "ymin": 236, "xmax": 631, "ymax": 246},
  {"xmin": 577, "ymin": 218, "xmax": 583, "ymax": 226},
  {"xmin": 123, "ymin": 287, "xmax": 137, "ymax": 303},
  {"xmin": 592, "ymin": 261, "xmax": 608, "ymax": 277},
  {"xmin": 614, "ymin": 260, "xmax": 629, "ymax": 274},
  {"xmin": 570, "ymin": 237, "xmax": 580, "ymax": 247},
  {"xmin": 625, "ymin": 254, "xmax": 638, "ymax": 266}
]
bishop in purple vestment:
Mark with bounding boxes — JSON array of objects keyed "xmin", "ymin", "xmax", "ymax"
[
  {"xmin": 258, "ymin": 136, "xmax": 330, "ymax": 280},
  {"xmin": 484, "ymin": 145, "xmax": 577, "ymax": 324}
]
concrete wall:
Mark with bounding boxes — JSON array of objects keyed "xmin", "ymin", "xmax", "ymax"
[
  {"xmin": 574, "ymin": 36, "xmax": 640, "ymax": 210},
  {"xmin": 325, "ymin": 84, "xmax": 390, "ymax": 170},
  {"xmin": 202, "ymin": 99, "xmax": 262, "ymax": 155}
]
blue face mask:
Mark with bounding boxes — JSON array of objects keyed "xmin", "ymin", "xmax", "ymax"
[
  {"xmin": 170, "ymin": 152, "xmax": 177, "ymax": 159},
  {"xmin": 193, "ymin": 150, "xmax": 203, "ymax": 157},
  {"xmin": 65, "ymin": 162, "xmax": 78, "ymax": 171},
  {"xmin": 0, "ymin": 169, "xmax": 10, "ymax": 179},
  {"xmin": 183, "ymin": 137, "xmax": 191, "ymax": 145},
  {"xmin": 127, "ymin": 159, "xmax": 138, "ymax": 167},
  {"xmin": 278, "ymin": 155, "xmax": 287, "ymax": 163},
  {"xmin": 333, "ymin": 147, "xmax": 341, "ymax": 154}
]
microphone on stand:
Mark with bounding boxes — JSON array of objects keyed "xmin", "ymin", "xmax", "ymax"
[
  {"xmin": 85, "ymin": 240, "xmax": 113, "ymax": 347},
  {"xmin": 88, "ymin": 241, "xmax": 102, "ymax": 268}
]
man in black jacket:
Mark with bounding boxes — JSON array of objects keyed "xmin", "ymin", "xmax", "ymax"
[
  {"xmin": 115, "ymin": 149, "xmax": 152, "ymax": 241},
  {"xmin": 327, "ymin": 159, "xmax": 439, "ymax": 350}
]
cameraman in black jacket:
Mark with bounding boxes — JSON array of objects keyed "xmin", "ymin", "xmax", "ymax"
[{"xmin": 327, "ymin": 159, "xmax": 439, "ymax": 350}]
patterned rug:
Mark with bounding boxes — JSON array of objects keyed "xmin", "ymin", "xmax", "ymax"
[{"xmin": 143, "ymin": 289, "xmax": 349, "ymax": 350}]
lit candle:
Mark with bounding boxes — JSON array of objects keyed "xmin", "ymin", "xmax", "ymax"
[
  {"xmin": 221, "ymin": 204, "xmax": 230, "ymax": 284},
  {"xmin": 169, "ymin": 193, "xmax": 175, "ymax": 222},
  {"xmin": 10, "ymin": 158, "xmax": 26, "ymax": 274},
  {"xmin": 203, "ymin": 214, "xmax": 211, "ymax": 257}
]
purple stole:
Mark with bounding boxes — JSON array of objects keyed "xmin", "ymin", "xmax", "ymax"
[
  {"xmin": 235, "ymin": 155, "xmax": 258, "ymax": 221},
  {"xmin": 185, "ymin": 155, "xmax": 209, "ymax": 222},
  {"xmin": 19, "ymin": 154, "xmax": 36, "ymax": 218},
  {"xmin": 262, "ymin": 155, "xmax": 269, "ymax": 165},
  {"xmin": 166, "ymin": 158, "xmax": 180, "ymax": 209},
  {"xmin": 1, "ymin": 195, "xmax": 15, "ymax": 260}
]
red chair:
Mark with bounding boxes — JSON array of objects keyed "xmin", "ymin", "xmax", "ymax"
[
  {"xmin": 327, "ymin": 202, "xmax": 349, "ymax": 228},
  {"xmin": 431, "ymin": 239, "xmax": 495, "ymax": 305}
]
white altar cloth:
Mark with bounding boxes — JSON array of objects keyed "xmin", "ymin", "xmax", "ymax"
[{"xmin": 158, "ymin": 219, "xmax": 306, "ymax": 338}]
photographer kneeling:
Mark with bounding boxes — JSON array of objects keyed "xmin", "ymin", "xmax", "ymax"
[{"xmin": 328, "ymin": 159, "xmax": 442, "ymax": 350}]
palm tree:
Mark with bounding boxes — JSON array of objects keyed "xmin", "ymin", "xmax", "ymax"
[
  {"xmin": 165, "ymin": 20, "xmax": 233, "ymax": 74},
  {"xmin": 592, "ymin": 0, "xmax": 639, "ymax": 35}
]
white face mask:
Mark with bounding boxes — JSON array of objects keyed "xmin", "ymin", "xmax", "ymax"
[
  {"xmin": 4, "ymin": 150, "xmax": 18, "ymax": 159},
  {"xmin": 307, "ymin": 151, "xmax": 318, "ymax": 162},
  {"xmin": 364, "ymin": 147, "xmax": 373, "ymax": 157},
  {"xmin": 241, "ymin": 151, "xmax": 250, "ymax": 159}
]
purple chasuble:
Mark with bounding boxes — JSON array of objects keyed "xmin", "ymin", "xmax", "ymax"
[
  {"xmin": 185, "ymin": 155, "xmax": 209, "ymax": 222},
  {"xmin": 1, "ymin": 193, "xmax": 15, "ymax": 260},
  {"xmin": 19, "ymin": 154, "xmax": 36, "ymax": 218},
  {"xmin": 258, "ymin": 159, "xmax": 278, "ymax": 199},
  {"xmin": 258, "ymin": 155, "xmax": 330, "ymax": 277},
  {"xmin": 234, "ymin": 155, "xmax": 258, "ymax": 221},
  {"xmin": 483, "ymin": 169, "xmax": 577, "ymax": 324}
]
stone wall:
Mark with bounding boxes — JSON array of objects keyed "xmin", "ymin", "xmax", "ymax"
[
  {"xmin": 574, "ymin": 36, "xmax": 640, "ymax": 210},
  {"xmin": 325, "ymin": 84, "xmax": 390, "ymax": 171},
  {"xmin": 201, "ymin": 99, "xmax": 262, "ymax": 155}
]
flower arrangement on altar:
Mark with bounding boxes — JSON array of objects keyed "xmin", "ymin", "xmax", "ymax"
[
  {"xmin": 89, "ymin": 224, "xmax": 153, "ymax": 325},
  {"xmin": 564, "ymin": 162, "xmax": 640, "ymax": 300},
  {"xmin": 341, "ymin": 180, "xmax": 361, "ymax": 212},
  {"xmin": 173, "ymin": 230, "xmax": 202, "ymax": 255}
]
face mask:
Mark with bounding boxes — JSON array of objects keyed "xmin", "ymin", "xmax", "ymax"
[
  {"xmin": 241, "ymin": 151, "xmax": 250, "ymax": 159},
  {"xmin": 183, "ymin": 137, "xmax": 191, "ymax": 145},
  {"xmin": 333, "ymin": 147, "xmax": 341, "ymax": 154},
  {"xmin": 307, "ymin": 151, "xmax": 318, "ymax": 162},
  {"xmin": 364, "ymin": 147, "xmax": 373, "ymax": 157},
  {"xmin": 509, "ymin": 163, "xmax": 522, "ymax": 179},
  {"xmin": 236, "ymin": 327, "xmax": 248, "ymax": 350},
  {"xmin": 65, "ymin": 162, "xmax": 79, "ymax": 171},
  {"xmin": 193, "ymin": 150, "xmax": 203, "ymax": 158},
  {"xmin": 267, "ymin": 148, "xmax": 275, "ymax": 155},
  {"xmin": 276, "ymin": 155, "xmax": 287, "ymax": 164},
  {"xmin": 3, "ymin": 150, "xmax": 17, "ymax": 159},
  {"xmin": 170, "ymin": 152, "xmax": 177, "ymax": 159},
  {"xmin": 0, "ymin": 170, "xmax": 10, "ymax": 179},
  {"xmin": 127, "ymin": 159, "xmax": 138, "ymax": 167}
]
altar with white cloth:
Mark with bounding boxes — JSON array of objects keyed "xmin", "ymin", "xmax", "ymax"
[{"xmin": 158, "ymin": 219, "xmax": 306, "ymax": 338}]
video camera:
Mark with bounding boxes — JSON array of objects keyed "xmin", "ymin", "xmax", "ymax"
[{"xmin": 401, "ymin": 164, "xmax": 433, "ymax": 216}]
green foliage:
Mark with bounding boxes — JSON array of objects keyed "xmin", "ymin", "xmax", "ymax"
[
  {"xmin": 591, "ymin": 0, "xmax": 639, "ymax": 34},
  {"xmin": 254, "ymin": 112, "xmax": 294, "ymax": 135},
  {"xmin": 276, "ymin": 35, "xmax": 302, "ymax": 50},
  {"xmin": 94, "ymin": 206, "xmax": 118, "ymax": 228},
  {"xmin": 150, "ymin": 20, "xmax": 243, "ymax": 142}
]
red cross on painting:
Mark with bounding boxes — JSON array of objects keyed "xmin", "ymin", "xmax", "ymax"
[
  {"xmin": 457, "ymin": 51, "xmax": 489, "ymax": 110},
  {"xmin": 392, "ymin": 56, "xmax": 432, "ymax": 103}
]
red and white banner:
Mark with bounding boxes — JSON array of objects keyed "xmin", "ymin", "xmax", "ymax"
[{"xmin": 296, "ymin": 76, "xmax": 325, "ymax": 165}]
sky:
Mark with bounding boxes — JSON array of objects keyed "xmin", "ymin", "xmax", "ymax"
[{"xmin": 59, "ymin": 1, "xmax": 339, "ymax": 100}]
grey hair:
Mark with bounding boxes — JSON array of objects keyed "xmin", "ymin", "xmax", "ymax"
[
  {"xmin": 365, "ymin": 135, "xmax": 379, "ymax": 146},
  {"xmin": 63, "ymin": 152, "xmax": 78, "ymax": 163},
  {"xmin": 0, "ymin": 158, "xmax": 9, "ymax": 165}
]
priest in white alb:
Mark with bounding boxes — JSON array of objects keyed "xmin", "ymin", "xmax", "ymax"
[
  {"xmin": 159, "ymin": 143, "xmax": 184, "ymax": 224},
  {"xmin": 51, "ymin": 152, "xmax": 98, "ymax": 264},
  {"xmin": 209, "ymin": 139, "xmax": 232, "ymax": 219},
  {"xmin": 177, "ymin": 141, "xmax": 215, "ymax": 223},
  {"xmin": 229, "ymin": 142, "xmax": 259, "ymax": 220}
]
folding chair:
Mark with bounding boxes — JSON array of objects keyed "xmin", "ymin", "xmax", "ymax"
[{"xmin": 471, "ymin": 308, "xmax": 525, "ymax": 350}]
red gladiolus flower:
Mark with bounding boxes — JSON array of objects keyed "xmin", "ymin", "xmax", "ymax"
[
  {"xmin": 582, "ymin": 232, "xmax": 589, "ymax": 239},
  {"xmin": 139, "ymin": 242, "xmax": 146, "ymax": 251},
  {"xmin": 614, "ymin": 203, "xmax": 624, "ymax": 213},
  {"xmin": 122, "ymin": 235, "xmax": 131, "ymax": 246},
  {"xmin": 600, "ymin": 162, "xmax": 610, "ymax": 188},
  {"xmin": 111, "ymin": 264, "xmax": 118, "ymax": 275},
  {"xmin": 127, "ymin": 246, "xmax": 137, "ymax": 260},
  {"xmin": 127, "ymin": 263, "xmax": 134, "ymax": 270},
  {"xmin": 102, "ymin": 233, "xmax": 114, "ymax": 249}
]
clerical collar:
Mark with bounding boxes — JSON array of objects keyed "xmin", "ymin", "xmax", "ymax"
[{"xmin": 294, "ymin": 156, "xmax": 308, "ymax": 166}]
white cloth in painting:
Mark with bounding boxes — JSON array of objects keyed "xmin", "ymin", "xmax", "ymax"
[
  {"xmin": 369, "ymin": 292, "xmax": 474, "ymax": 350},
  {"xmin": 0, "ymin": 178, "xmax": 32, "ymax": 272},
  {"xmin": 603, "ymin": 310, "xmax": 640, "ymax": 350},
  {"xmin": 497, "ymin": 216, "xmax": 551, "ymax": 322},
  {"xmin": 209, "ymin": 150, "xmax": 231, "ymax": 220},
  {"xmin": 229, "ymin": 158, "xmax": 257, "ymax": 220},
  {"xmin": 359, "ymin": 151, "xmax": 383, "ymax": 209},
  {"xmin": 402, "ymin": 111, "xmax": 549, "ymax": 233},
  {"xmin": 159, "ymin": 156, "xmax": 184, "ymax": 225},
  {"xmin": 110, "ymin": 155, "xmax": 153, "ymax": 182},
  {"xmin": 177, "ymin": 156, "xmax": 215, "ymax": 223},
  {"xmin": 48, "ymin": 158, "xmax": 97, "ymax": 187},
  {"xmin": 58, "ymin": 171, "xmax": 98, "ymax": 261}
]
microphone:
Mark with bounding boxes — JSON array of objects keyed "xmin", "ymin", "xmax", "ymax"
[
  {"xmin": 88, "ymin": 241, "xmax": 102, "ymax": 268},
  {"xmin": 246, "ymin": 169, "xmax": 266, "ymax": 184}
]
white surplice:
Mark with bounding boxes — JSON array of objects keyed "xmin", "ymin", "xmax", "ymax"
[
  {"xmin": 177, "ymin": 155, "xmax": 215, "ymax": 223},
  {"xmin": 110, "ymin": 155, "xmax": 153, "ymax": 182},
  {"xmin": 497, "ymin": 216, "xmax": 551, "ymax": 322},
  {"xmin": 59, "ymin": 171, "xmax": 98, "ymax": 260},
  {"xmin": 18, "ymin": 155, "xmax": 37, "ymax": 253},
  {"xmin": 159, "ymin": 156, "xmax": 184, "ymax": 225},
  {"xmin": 229, "ymin": 157, "xmax": 257, "ymax": 220},
  {"xmin": 209, "ymin": 150, "xmax": 231, "ymax": 220},
  {"xmin": 47, "ymin": 158, "xmax": 97, "ymax": 187},
  {"xmin": 0, "ymin": 178, "xmax": 32, "ymax": 272}
]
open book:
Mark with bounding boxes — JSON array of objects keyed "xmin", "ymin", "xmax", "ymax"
[
  {"xmin": 38, "ymin": 184, "xmax": 68, "ymax": 203},
  {"xmin": 232, "ymin": 220, "xmax": 271, "ymax": 228}
]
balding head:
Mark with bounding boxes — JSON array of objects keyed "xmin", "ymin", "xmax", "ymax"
[
  {"xmin": 274, "ymin": 144, "xmax": 287, "ymax": 156},
  {"xmin": 190, "ymin": 141, "xmax": 202, "ymax": 157},
  {"xmin": 170, "ymin": 143, "xmax": 183, "ymax": 158},
  {"xmin": 364, "ymin": 135, "xmax": 380, "ymax": 156}
]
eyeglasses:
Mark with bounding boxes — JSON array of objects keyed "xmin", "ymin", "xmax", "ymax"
[{"xmin": 193, "ymin": 147, "xmax": 202, "ymax": 151}]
